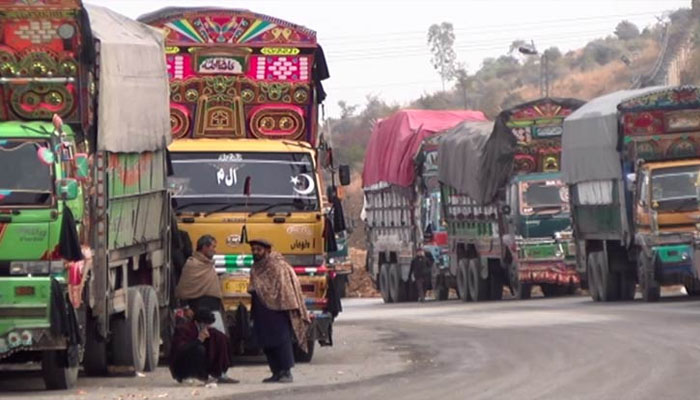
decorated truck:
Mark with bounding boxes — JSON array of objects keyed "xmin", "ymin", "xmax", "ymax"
[
  {"xmin": 498, "ymin": 98, "xmax": 585, "ymax": 299},
  {"xmin": 139, "ymin": 7, "xmax": 348, "ymax": 362},
  {"xmin": 0, "ymin": 1, "xmax": 172, "ymax": 390},
  {"xmin": 362, "ymin": 110, "xmax": 487, "ymax": 303},
  {"xmin": 562, "ymin": 85, "xmax": 700, "ymax": 302}
]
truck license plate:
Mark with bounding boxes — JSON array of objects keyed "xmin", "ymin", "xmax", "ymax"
[{"xmin": 224, "ymin": 280, "xmax": 248, "ymax": 294}]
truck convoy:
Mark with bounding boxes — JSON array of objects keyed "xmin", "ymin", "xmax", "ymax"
[
  {"xmin": 139, "ymin": 7, "xmax": 348, "ymax": 361},
  {"xmin": 362, "ymin": 110, "xmax": 487, "ymax": 303},
  {"xmin": 0, "ymin": 1, "xmax": 172, "ymax": 389},
  {"xmin": 437, "ymin": 98, "xmax": 583, "ymax": 302},
  {"xmin": 562, "ymin": 85, "xmax": 700, "ymax": 302}
]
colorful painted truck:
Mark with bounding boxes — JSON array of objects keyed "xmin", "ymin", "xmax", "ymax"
[
  {"xmin": 438, "ymin": 99, "xmax": 584, "ymax": 302},
  {"xmin": 498, "ymin": 98, "xmax": 585, "ymax": 299},
  {"xmin": 562, "ymin": 85, "xmax": 700, "ymax": 302},
  {"xmin": 139, "ymin": 8, "xmax": 348, "ymax": 362},
  {"xmin": 362, "ymin": 110, "xmax": 487, "ymax": 303},
  {"xmin": 0, "ymin": 1, "xmax": 172, "ymax": 390}
]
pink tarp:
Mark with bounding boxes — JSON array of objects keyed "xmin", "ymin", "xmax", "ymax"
[{"xmin": 362, "ymin": 109, "xmax": 487, "ymax": 188}]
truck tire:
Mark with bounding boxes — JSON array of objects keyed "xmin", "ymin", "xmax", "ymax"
[
  {"xmin": 335, "ymin": 275, "xmax": 348, "ymax": 299},
  {"xmin": 618, "ymin": 272, "xmax": 637, "ymax": 301},
  {"xmin": 596, "ymin": 251, "xmax": 620, "ymax": 302},
  {"xmin": 379, "ymin": 265, "xmax": 392, "ymax": 303},
  {"xmin": 83, "ymin": 314, "xmax": 108, "ymax": 376},
  {"xmin": 587, "ymin": 254, "xmax": 601, "ymax": 301},
  {"xmin": 389, "ymin": 264, "xmax": 407, "ymax": 302},
  {"xmin": 111, "ymin": 287, "xmax": 147, "ymax": 372},
  {"xmin": 293, "ymin": 339, "xmax": 315, "ymax": 363},
  {"xmin": 433, "ymin": 275, "xmax": 449, "ymax": 301},
  {"xmin": 136, "ymin": 286, "xmax": 160, "ymax": 372},
  {"xmin": 467, "ymin": 258, "xmax": 488, "ymax": 302},
  {"xmin": 488, "ymin": 269, "xmax": 503, "ymax": 301},
  {"xmin": 509, "ymin": 263, "xmax": 531, "ymax": 300},
  {"xmin": 457, "ymin": 258, "xmax": 469, "ymax": 302},
  {"xmin": 42, "ymin": 346, "xmax": 79, "ymax": 390},
  {"xmin": 638, "ymin": 251, "xmax": 660, "ymax": 302}
]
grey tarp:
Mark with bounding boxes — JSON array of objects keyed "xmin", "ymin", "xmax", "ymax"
[
  {"xmin": 86, "ymin": 5, "xmax": 172, "ymax": 153},
  {"xmin": 560, "ymin": 86, "xmax": 664, "ymax": 184},
  {"xmin": 437, "ymin": 120, "xmax": 515, "ymax": 204}
]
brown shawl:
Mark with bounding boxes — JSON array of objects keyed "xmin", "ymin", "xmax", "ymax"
[
  {"xmin": 175, "ymin": 252, "xmax": 222, "ymax": 300},
  {"xmin": 249, "ymin": 252, "xmax": 311, "ymax": 352}
]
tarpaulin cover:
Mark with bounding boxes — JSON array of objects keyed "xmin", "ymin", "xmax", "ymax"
[
  {"xmin": 362, "ymin": 109, "xmax": 487, "ymax": 188},
  {"xmin": 561, "ymin": 87, "xmax": 664, "ymax": 184},
  {"xmin": 437, "ymin": 120, "xmax": 515, "ymax": 204},
  {"xmin": 86, "ymin": 5, "xmax": 172, "ymax": 153}
]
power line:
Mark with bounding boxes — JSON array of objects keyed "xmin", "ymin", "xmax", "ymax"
[{"xmin": 320, "ymin": 10, "xmax": 663, "ymax": 42}]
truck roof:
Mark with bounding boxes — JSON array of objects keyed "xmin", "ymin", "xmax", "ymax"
[
  {"xmin": 168, "ymin": 138, "xmax": 315, "ymax": 154},
  {"xmin": 0, "ymin": 121, "xmax": 74, "ymax": 139}
]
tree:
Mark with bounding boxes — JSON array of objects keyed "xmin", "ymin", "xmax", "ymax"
[
  {"xmin": 615, "ymin": 20, "xmax": 640, "ymax": 40},
  {"xmin": 338, "ymin": 100, "xmax": 358, "ymax": 119},
  {"xmin": 454, "ymin": 65, "xmax": 469, "ymax": 109},
  {"xmin": 427, "ymin": 22, "xmax": 457, "ymax": 91},
  {"xmin": 509, "ymin": 39, "xmax": 529, "ymax": 55}
]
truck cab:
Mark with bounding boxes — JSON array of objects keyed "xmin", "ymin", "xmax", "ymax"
[{"xmin": 505, "ymin": 172, "xmax": 578, "ymax": 297}]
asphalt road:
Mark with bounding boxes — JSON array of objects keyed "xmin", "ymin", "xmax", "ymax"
[{"xmin": 4, "ymin": 290, "xmax": 700, "ymax": 400}]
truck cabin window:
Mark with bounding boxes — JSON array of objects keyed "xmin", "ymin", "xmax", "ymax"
[
  {"xmin": 650, "ymin": 165, "xmax": 700, "ymax": 212},
  {"xmin": 519, "ymin": 180, "xmax": 569, "ymax": 216},
  {"xmin": 169, "ymin": 152, "xmax": 320, "ymax": 213},
  {"xmin": 0, "ymin": 140, "xmax": 53, "ymax": 206}
]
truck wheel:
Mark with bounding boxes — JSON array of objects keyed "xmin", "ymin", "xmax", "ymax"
[
  {"xmin": 111, "ymin": 287, "xmax": 147, "ymax": 372},
  {"xmin": 389, "ymin": 264, "xmax": 407, "ymax": 302},
  {"xmin": 618, "ymin": 272, "xmax": 636, "ymax": 301},
  {"xmin": 467, "ymin": 258, "xmax": 488, "ymax": 302},
  {"xmin": 137, "ymin": 286, "xmax": 160, "ymax": 372},
  {"xmin": 587, "ymin": 254, "xmax": 601, "ymax": 301},
  {"xmin": 638, "ymin": 251, "xmax": 660, "ymax": 302},
  {"xmin": 596, "ymin": 251, "xmax": 620, "ymax": 301},
  {"xmin": 509, "ymin": 263, "xmax": 531, "ymax": 300},
  {"xmin": 83, "ymin": 314, "xmax": 108, "ymax": 376},
  {"xmin": 42, "ymin": 345, "xmax": 79, "ymax": 390},
  {"xmin": 293, "ymin": 339, "xmax": 315, "ymax": 363},
  {"xmin": 541, "ymin": 284, "xmax": 565, "ymax": 297},
  {"xmin": 488, "ymin": 270, "xmax": 503, "ymax": 301},
  {"xmin": 335, "ymin": 275, "xmax": 348, "ymax": 299},
  {"xmin": 379, "ymin": 265, "xmax": 392, "ymax": 303},
  {"xmin": 457, "ymin": 259, "xmax": 469, "ymax": 302},
  {"xmin": 433, "ymin": 275, "xmax": 449, "ymax": 301}
]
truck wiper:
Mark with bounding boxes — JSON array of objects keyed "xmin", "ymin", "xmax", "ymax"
[
  {"xmin": 204, "ymin": 201, "xmax": 266, "ymax": 217},
  {"xmin": 175, "ymin": 200, "xmax": 229, "ymax": 212},
  {"xmin": 530, "ymin": 205, "xmax": 563, "ymax": 216},
  {"xmin": 248, "ymin": 202, "xmax": 305, "ymax": 217}
]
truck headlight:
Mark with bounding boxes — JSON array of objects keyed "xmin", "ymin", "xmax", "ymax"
[
  {"xmin": 682, "ymin": 252, "xmax": 690, "ymax": 261},
  {"xmin": 9, "ymin": 261, "xmax": 58, "ymax": 275}
]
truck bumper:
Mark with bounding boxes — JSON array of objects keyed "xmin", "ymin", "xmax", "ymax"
[
  {"xmin": 652, "ymin": 243, "xmax": 698, "ymax": 284},
  {"xmin": 518, "ymin": 261, "xmax": 580, "ymax": 286}
]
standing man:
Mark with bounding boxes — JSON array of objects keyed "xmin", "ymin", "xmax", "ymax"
[
  {"xmin": 175, "ymin": 235, "xmax": 222, "ymax": 311},
  {"xmin": 411, "ymin": 248, "xmax": 431, "ymax": 302},
  {"xmin": 248, "ymin": 239, "xmax": 311, "ymax": 383}
]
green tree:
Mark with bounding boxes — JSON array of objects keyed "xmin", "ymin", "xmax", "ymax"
[
  {"xmin": 615, "ymin": 20, "xmax": 640, "ymax": 40},
  {"xmin": 427, "ymin": 22, "xmax": 457, "ymax": 91}
]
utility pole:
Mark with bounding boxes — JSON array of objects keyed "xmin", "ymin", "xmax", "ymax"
[{"xmin": 519, "ymin": 41, "xmax": 550, "ymax": 98}]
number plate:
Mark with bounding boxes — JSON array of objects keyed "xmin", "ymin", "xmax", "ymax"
[{"xmin": 224, "ymin": 280, "xmax": 248, "ymax": 294}]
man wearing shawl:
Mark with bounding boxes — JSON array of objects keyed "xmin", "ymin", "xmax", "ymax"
[
  {"xmin": 175, "ymin": 235, "xmax": 223, "ymax": 311},
  {"xmin": 248, "ymin": 239, "xmax": 311, "ymax": 383}
]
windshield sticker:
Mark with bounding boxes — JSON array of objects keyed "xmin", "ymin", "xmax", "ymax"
[
  {"xmin": 291, "ymin": 173, "xmax": 315, "ymax": 195},
  {"xmin": 217, "ymin": 167, "xmax": 239, "ymax": 187}
]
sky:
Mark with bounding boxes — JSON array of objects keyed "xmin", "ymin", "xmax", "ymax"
[{"xmin": 86, "ymin": 0, "xmax": 690, "ymax": 118}]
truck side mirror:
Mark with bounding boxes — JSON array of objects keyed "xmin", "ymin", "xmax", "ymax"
[
  {"xmin": 74, "ymin": 153, "xmax": 89, "ymax": 181},
  {"xmin": 57, "ymin": 178, "xmax": 79, "ymax": 201},
  {"xmin": 338, "ymin": 165, "xmax": 351, "ymax": 186}
]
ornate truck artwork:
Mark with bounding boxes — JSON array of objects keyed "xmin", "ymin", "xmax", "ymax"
[{"xmin": 142, "ymin": 9, "xmax": 319, "ymax": 143}]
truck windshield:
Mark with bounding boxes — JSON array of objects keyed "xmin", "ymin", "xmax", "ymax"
[
  {"xmin": 651, "ymin": 165, "xmax": 700, "ymax": 211},
  {"xmin": 519, "ymin": 180, "xmax": 569, "ymax": 216},
  {"xmin": 169, "ymin": 151, "xmax": 320, "ymax": 213},
  {"xmin": 0, "ymin": 140, "xmax": 52, "ymax": 206}
]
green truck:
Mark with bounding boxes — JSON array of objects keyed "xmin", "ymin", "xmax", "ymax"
[{"xmin": 0, "ymin": 2, "xmax": 173, "ymax": 389}]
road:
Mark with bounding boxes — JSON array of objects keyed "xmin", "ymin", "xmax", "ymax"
[{"xmin": 4, "ymin": 290, "xmax": 700, "ymax": 400}]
